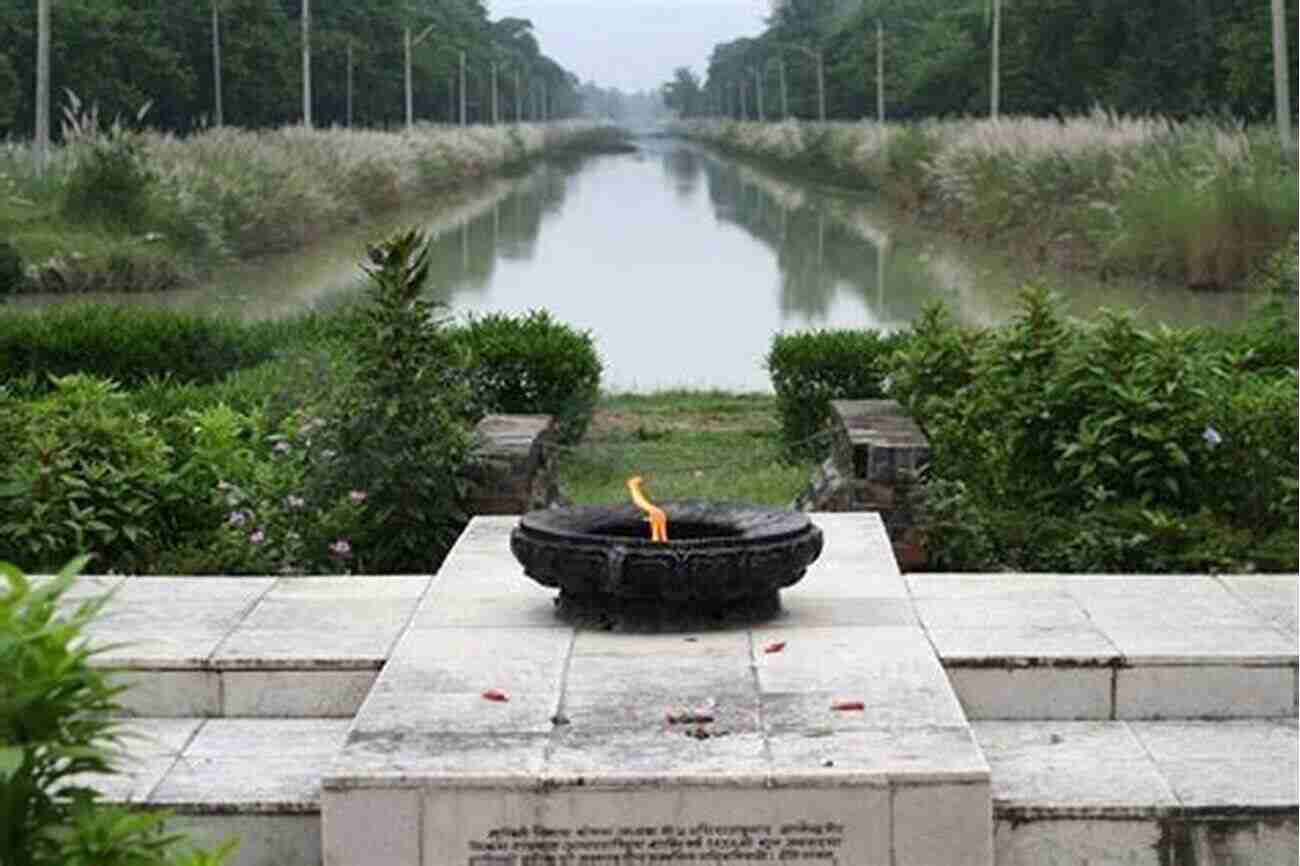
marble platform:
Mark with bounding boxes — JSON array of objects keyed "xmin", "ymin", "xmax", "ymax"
[
  {"xmin": 322, "ymin": 514, "xmax": 994, "ymax": 866},
  {"xmin": 33, "ymin": 513, "xmax": 1297, "ymax": 865}
]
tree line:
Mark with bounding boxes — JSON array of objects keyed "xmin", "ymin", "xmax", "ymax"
[
  {"xmin": 0, "ymin": 0, "xmax": 586, "ymax": 136},
  {"xmin": 663, "ymin": 0, "xmax": 1297, "ymax": 124}
]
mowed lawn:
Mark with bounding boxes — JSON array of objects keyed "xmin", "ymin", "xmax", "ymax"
[{"xmin": 559, "ymin": 391, "xmax": 814, "ymax": 507}]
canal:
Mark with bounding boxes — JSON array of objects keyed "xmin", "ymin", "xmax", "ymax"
[{"xmin": 10, "ymin": 136, "xmax": 1260, "ymax": 392}]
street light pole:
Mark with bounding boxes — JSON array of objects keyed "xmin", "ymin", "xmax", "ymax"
[
  {"xmin": 459, "ymin": 50, "xmax": 466, "ymax": 125},
  {"xmin": 34, "ymin": 0, "xmax": 50, "ymax": 177},
  {"xmin": 1272, "ymin": 0, "xmax": 1294, "ymax": 154},
  {"xmin": 302, "ymin": 0, "xmax": 312, "ymax": 128},
  {"xmin": 405, "ymin": 24, "xmax": 435, "ymax": 131},
  {"xmin": 212, "ymin": 0, "xmax": 223, "ymax": 127}
]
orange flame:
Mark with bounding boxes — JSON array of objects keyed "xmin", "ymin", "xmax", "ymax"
[{"xmin": 627, "ymin": 476, "xmax": 668, "ymax": 542}]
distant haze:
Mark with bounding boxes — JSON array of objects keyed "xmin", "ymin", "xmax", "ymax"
[{"xmin": 489, "ymin": 0, "xmax": 768, "ymax": 93}]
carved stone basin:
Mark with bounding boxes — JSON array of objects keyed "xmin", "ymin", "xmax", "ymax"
[{"xmin": 509, "ymin": 502, "xmax": 823, "ymax": 629}]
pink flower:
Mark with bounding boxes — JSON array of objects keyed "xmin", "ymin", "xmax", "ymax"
[
  {"xmin": 249, "ymin": 529, "xmax": 266, "ymax": 545},
  {"xmin": 349, "ymin": 490, "xmax": 368, "ymax": 506},
  {"xmin": 329, "ymin": 539, "xmax": 352, "ymax": 559}
]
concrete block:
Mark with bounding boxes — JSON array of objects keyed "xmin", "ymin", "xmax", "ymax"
[
  {"xmin": 220, "ymin": 670, "xmax": 378, "ymax": 717},
  {"xmin": 322, "ymin": 788, "xmax": 421, "ymax": 866},
  {"xmin": 894, "ymin": 782, "xmax": 991, "ymax": 866},
  {"xmin": 110, "ymin": 669, "xmax": 221, "ymax": 717}
]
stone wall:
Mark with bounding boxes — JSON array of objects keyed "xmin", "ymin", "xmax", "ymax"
[
  {"xmin": 796, "ymin": 399, "xmax": 930, "ymax": 570},
  {"xmin": 462, "ymin": 414, "xmax": 561, "ymax": 515}
]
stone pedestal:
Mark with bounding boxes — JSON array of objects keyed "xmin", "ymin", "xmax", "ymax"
[
  {"xmin": 322, "ymin": 514, "xmax": 993, "ymax": 866},
  {"xmin": 798, "ymin": 400, "xmax": 931, "ymax": 570},
  {"xmin": 463, "ymin": 414, "xmax": 560, "ymax": 515}
]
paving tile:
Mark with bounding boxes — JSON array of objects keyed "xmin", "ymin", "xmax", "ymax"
[
  {"xmin": 332, "ymin": 733, "xmax": 550, "ymax": 785},
  {"xmin": 382, "ymin": 627, "xmax": 571, "ymax": 695},
  {"xmin": 211, "ymin": 628, "xmax": 395, "ymax": 668},
  {"xmin": 83, "ymin": 718, "xmax": 201, "ymax": 803},
  {"xmin": 906, "ymin": 574, "xmax": 1077, "ymax": 599},
  {"xmin": 1218, "ymin": 575, "xmax": 1299, "ymax": 639},
  {"xmin": 926, "ymin": 624, "xmax": 1120, "ymax": 661},
  {"xmin": 914, "ymin": 597, "xmax": 1093, "ymax": 630},
  {"xmin": 545, "ymin": 730, "xmax": 770, "ymax": 784},
  {"xmin": 1096, "ymin": 625, "xmax": 1296, "ymax": 663},
  {"xmin": 1129, "ymin": 720, "xmax": 1299, "ymax": 808},
  {"xmin": 1116, "ymin": 665, "xmax": 1294, "ymax": 719},
  {"xmin": 753, "ymin": 626, "xmax": 939, "ymax": 693},
  {"xmin": 972, "ymin": 721, "xmax": 1176, "ymax": 813},
  {"xmin": 771, "ymin": 595, "xmax": 918, "ymax": 628},
  {"xmin": 947, "ymin": 668, "xmax": 1112, "ymax": 720},
  {"xmin": 153, "ymin": 719, "xmax": 348, "ymax": 811},
  {"xmin": 768, "ymin": 725, "xmax": 987, "ymax": 784}
]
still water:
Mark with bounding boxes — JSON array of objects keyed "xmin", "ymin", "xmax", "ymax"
[{"xmin": 10, "ymin": 137, "xmax": 1259, "ymax": 392}]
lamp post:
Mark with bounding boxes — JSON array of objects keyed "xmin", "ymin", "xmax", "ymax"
[
  {"xmin": 302, "ymin": 0, "xmax": 311, "ymax": 128},
  {"xmin": 405, "ymin": 23, "xmax": 435, "ymax": 130},
  {"xmin": 34, "ymin": 0, "xmax": 49, "ymax": 177},
  {"xmin": 1272, "ymin": 0, "xmax": 1294, "ymax": 154},
  {"xmin": 212, "ymin": 1, "xmax": 223, "ymax": 126}
]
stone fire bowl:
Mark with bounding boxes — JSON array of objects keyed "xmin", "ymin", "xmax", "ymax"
[{"xmin": 509, "ymin": 502, "xmax": 823, "ymax": 628}]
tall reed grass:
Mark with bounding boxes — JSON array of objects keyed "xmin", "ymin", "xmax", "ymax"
[
  {"xmin": 677, "ymin": 114, "xmax": 1298, "ymax": 290},
  {"xmin": 0, "ymin": 121, "xmax": 613, "ymax": 292}
]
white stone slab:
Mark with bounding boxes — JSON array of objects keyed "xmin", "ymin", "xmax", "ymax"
[
  {"xmin": 895, "ymin": 782, "xmax": 991, "ymax": 866},
  {"xmin": 947, "ymin": 667, "xmax": 1113, "ymax": 720},
  {"xmin": 221, "ymin": 670, "xmax": 378, "ymax": 717},
  {"xmin": 152, "ymin": 719, "xmax": 349, "ymax": 812},
  {"xmin": 88, "ymin": 578, "xmax": 275, "ymax": 667},
  {"xmin": 111, "ymin": 670, "xmax": 221, "ymax": 717},
  {"xmin": 799, "ymin": 512, "xmax": 906, "ymax": 597},
  {"xmin": 972, "ymin": 721, "xmax": 1177, "ymax": 814},
  {"xmin": 80, "ymin": 718, "xmax": 201, "ymax": 802},
  {"xmin": 925, "ymin": 625, "xmax": 1120, "ymax": 662},
  {"xmin": 1129, "ymin": 720, "xmax": 1300, "ymax": 809},
  {"xmin": 1219, "ymin": 575, "xmax": 1299, "ymax": 639},
  {"xmin": 1116, "ymin": 665, "xmax": 1295, "ymax": 719}
]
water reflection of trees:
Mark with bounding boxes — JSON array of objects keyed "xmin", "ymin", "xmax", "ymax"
[
  {"xmin": 701, "ymin": 155, "xmax": 929, "ymax": 327},
  {"xmin": 660, "ymin": 146, "xmax": 704, "ymax": 200},
  {"xmin": 422, "ymin": 161, "xmax": 575, "ymax": 305}
]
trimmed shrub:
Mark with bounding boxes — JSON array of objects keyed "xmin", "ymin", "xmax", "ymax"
[
  {"xmin": 0, "ymin": 306, "xmax": 322, "ymax": 389},
  {"xmin": 452, "ymin": 310, "xmax": 603, "ymax": 444},
  {"xmin": 766, "ymin": 328, "xmax": 905, "ymax": 455}
]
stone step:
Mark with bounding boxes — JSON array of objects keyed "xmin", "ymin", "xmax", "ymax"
[
  {"xmin": 974, "ymin": 719, "xmax": 1299, "ymax": 866},
  {"xmin": 95, "ymin": 718, "xmax": 349, "ymax": 866},
  {"xmin": 909, "ymin": 574, "xmax": 1299, "ymax": 720},
  {"xmin": 75, "ymin": 575, "xmax": 430, "ymax": 717}
]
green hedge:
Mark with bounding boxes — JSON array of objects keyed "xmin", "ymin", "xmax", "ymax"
[
  {"xmin": 451, "ymin": 310, "xmax": 603, "ymax": 444},
  {"xmin": 0, "ymin": 306, "xmax": 331, "ymax": 389},
  {"xmin": 766, "ymin": 329, "xmax": 905, "ymax": 455}
]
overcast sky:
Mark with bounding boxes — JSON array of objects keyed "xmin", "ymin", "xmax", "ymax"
[{"xmin": 489, "ymin": 0, "xmax": 768, "ymax": 93}]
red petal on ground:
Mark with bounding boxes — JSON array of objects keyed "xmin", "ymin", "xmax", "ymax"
[
  {"xmin": 482, "ymin": 688, "xmax": 510, "ymax": 703},
  {"xmin": 831, "ymin": 700, "xmax": 865, "ymax": 711},
  {"xmin": 763, "ymin": 641, "xmax": 787, "ymax": 654}
]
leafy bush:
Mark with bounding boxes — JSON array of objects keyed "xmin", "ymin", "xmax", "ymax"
[
  {"xmin": 766, "ymin": 328, "xmax": 905, "ymax": 455},
  {"xmin": 302, "ymin": 229, "xmax": 475, "ymax": 572},
  {"xmin": 61, "ymin": 131, "xmax": 156, "ymax": 232},
  {"xmin": 0, "ymin": 557, "xmax": 235, "ymax": 866},
  {"xmin": 893, "ymin": 285, "xmax": 1299, "ymax": 572},
  {"xmin": 452, "ymin": 310, "xmax": 602, "ymax": 444},
  {"xmin": 0, "ymin": 240, "xmax": 24, "ymax": 294},
  {"xmin": 0, "ymin": 306, "xmax": 315, "ymax": 389},
  {"xmin": 0, "ymin": 375, "xmax": 175, "ymax": 573}
]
